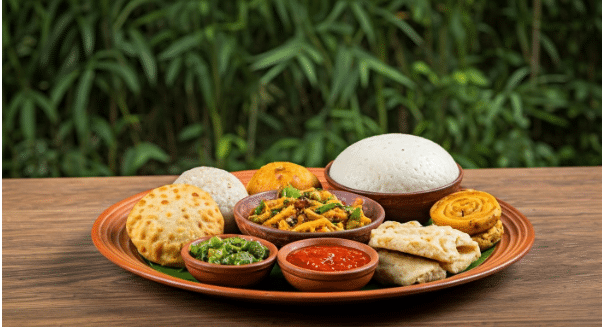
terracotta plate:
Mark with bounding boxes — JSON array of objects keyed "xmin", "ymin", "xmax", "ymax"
[{"xmin": 91, "ymin": 169, "xmax": 535, "ymax": 304}]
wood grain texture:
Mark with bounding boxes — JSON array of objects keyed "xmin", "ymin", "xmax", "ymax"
[{"xmin": 3, "ymin": 167, "xmax": 602, "ymax": 326}]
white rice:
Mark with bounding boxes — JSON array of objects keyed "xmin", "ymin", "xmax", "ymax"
[
  {"xmin": 174, "ymin": 166, "xmax": 248, "ymax": 233},
  {"xmin": 329, "ymin": 134, "xmax": 459, "ymax": 193}
]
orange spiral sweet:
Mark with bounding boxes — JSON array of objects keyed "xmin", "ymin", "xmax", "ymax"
[{"xmin": 430, "ymin": 189, "xmax": 501, "ymax": 235}]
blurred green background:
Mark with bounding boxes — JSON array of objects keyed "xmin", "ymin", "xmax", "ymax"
[{"xmin": 3, "ymin": 0, "xmax": 601, "ymax": 178}]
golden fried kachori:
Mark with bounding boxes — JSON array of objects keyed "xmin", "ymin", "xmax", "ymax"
[
  {"xmin": 126, "ymin": 184, "xmax": 224, "ymax": 267},
  {"xmin": 246, "ymin": 162, "xmax": 321, "ymax": 195}
]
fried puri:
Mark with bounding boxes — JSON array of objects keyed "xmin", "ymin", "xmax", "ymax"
[{"xmin": 126, "ymin": 184, "xmax": 224, "ymax": 267}]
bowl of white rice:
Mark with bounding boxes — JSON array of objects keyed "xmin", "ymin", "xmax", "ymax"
[{"xmin": 324, "ymin": 133, "xmax": 463, "ymax": 224}]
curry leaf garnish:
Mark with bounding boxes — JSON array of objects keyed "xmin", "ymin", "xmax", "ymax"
[{"xmin": 254, "ymin": 200, "xmax": 266, "ymax": 215}]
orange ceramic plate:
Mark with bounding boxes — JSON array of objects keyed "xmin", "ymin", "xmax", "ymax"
[{"xmin": 91, "ymin": 168, "xmax": 535, "ymax": 304}]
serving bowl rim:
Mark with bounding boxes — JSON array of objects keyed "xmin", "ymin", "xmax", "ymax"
[{"xmin": 324, "ymin": 160, "xmax": 464, "ymax": 196}]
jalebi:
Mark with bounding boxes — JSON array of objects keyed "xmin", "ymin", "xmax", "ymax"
[{"xmin": 430, "ymin": 189, "xmax": 501, "ymax": 235}]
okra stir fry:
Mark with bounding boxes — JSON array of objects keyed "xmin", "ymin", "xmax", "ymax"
[
  {"xmin": 247, "ymin": 186, "xmax": 372, "ymax": 232},
  {"xmin": 189, "ymin": 236, "xmax": 269, "ymax": 265}
]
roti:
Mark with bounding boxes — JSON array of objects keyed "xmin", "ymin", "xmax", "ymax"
[
  {"xmin": 374, "ymin": 249, "xmax": 447, "ymax": 286},
  {"xmin": 369, "ymin": 221, "xmax": 481, "ymax": 273}
]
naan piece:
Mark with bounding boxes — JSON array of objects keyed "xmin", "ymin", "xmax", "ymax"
[
  {"xmin": 374, "ymin": 249, "xmax": 446, "ymax": 286},
  {"xmin": 369, "ymin": 220, "xmax": 481, "ymax": 273}
]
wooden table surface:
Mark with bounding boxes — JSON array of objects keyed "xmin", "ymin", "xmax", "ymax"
[{"xmin": 3, "ymin": 166, "xmax": 602, "ymax": 326}]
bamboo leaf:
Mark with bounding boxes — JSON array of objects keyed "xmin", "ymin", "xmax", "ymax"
[
  {"xmin": 359, "ymin": 60, "xmax": 369, "ymax": 87},
  {"xmin": 485, "ymin": 93, "xmax": 507, "ymax": 123},
  {"xmin": 505, "ymin": 67, "xmax": 530, "ymax": 91},
  {"xmin": 113, "ymin": 0, "xmax": 157, "ymax": 31},
  {"xmin": 539, "ymin": 32, "xmax": 560, "ymax": 66},
  {"xmin": 466, "ymin": 68, "xmax": 489, "ymax": 86},
  {"xmin": 306, "ymin": 132, "xmax": 324, "ymax": 167},
  {"xmin": 41, "ymin": 11, "xmax": 74, "ymax": 66},
  {"xmin": 5, "ymin": 91, "xmax": 25, "ymax": 132},
  {"xmin": 178, "ymin": 123, "xmax": 204, "ymax": 141},
  {"xmin": 77, "ymin": 15, "xmax": 96, "ymax": 56},
  {"xmin": 259, "ymin": 62, "xmax": 287, "ymax": 85},
  {"xmin": 50, "ymin": 70, "xmax": 79, "ymax": 105},
  {"xmin": 350, "ymin": 2, "xmax": 375, "ymax": 46},
  {"xmin": 165, "ymin": 57, "xmax": 182, "ymax": 86},
  {"xmin": 73, "ymin": 68, "xmax": 95, "ymax": 141},
  {"xmin": 186, "ymin": 53, "xmax": 214, "ymax": 109},
  {"xmin": 129, "ymin": 28, "xmax": 157, "ymax": 85},
  {"xmin": 158, "ymin": 32, "xmax": 203, "ymax": 61},
  {"xmin": 321, "ymin": 0, "xmax": 348, "ymax": 26},
  {"xmin": 302, "ymin": 43, "xmax": 324, "ymax": 64},
  {"xmin": 296, "ymin": 54, "xmax": 318, "ymax": 86},
  {"xmin": 251, "ymin": 39, "xmax": 302, "ymax": 70},
  {"xmin": 329, "ymin": 46, "xmax": 354, "ymax": 104},
  {"xmin": 509, "ymin": 93, "xmax": 529, "ymax": 128},
  {"xmin": 273, "ymin": 0, "xmax": 291, "ymax": 30},
  {"xmin": 355, "ymin": 49, "xmax": 416, "ymax": 89},
  {"xmin": 374, "ymin": 7, "xmax": 423, "ymax": 45},
  {"xmin": 216, "ymin": 136, "xmax": 232, "ymax": 160},
  {"xmin": 217, "ymin": 35, "xmax": 236, "ymax": 77},
  {"xmin": 121, "ymin": 142, "xmax": 170, "ymax": 176},
  {"xmin": 94, "ymin": 61, "xmax": 141, "ymax": 93},
  {"xmin": 30, "ymin": 90, "xmax": 58, "ymax": 123},
  {"xmin": 91, "ymin": 116, "xmax": 116, "ymax": 147},
  {"xmin": 20, "ymin": 98, "xmax": 36, "ymax": 141},
  {"xmin": 340, "ymin": 69, "xmax": 360, "ymax": 104}
]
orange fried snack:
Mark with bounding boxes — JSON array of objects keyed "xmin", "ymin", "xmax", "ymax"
[
  {"xmin": 430, "ymin": 189, "xmax": 501, "ymax": 235},
  {"xmin": 246, "ymin": 162, "xmax": 322, "ymax": 195}
]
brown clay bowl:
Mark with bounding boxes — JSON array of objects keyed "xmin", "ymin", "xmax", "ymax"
[
  {"xmin": 180, "ymin": 234, "xmax": 277, "ymax": 288},
  {"xmin": 324, "ymin": 161, "xmax": 464, "ymax": 225},
  {"xmin": 277, "ymin": 238, "xmax": 379, "ymax": 292},
  {"xmin": 233, "ymin": 190, "xmax": 385, "ymax": 248}
]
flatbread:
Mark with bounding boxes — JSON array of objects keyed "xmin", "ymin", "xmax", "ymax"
[
  {"xmin": 374, "ymin": 249, "xmax": 447, "ymax": 286},
  {"xmin": 126, "ymin": 184, "xmax": 224, "ymax": 267},
  {"xmin": 369, "ymin": 221, "xmax": 481, "ymax": 273}
]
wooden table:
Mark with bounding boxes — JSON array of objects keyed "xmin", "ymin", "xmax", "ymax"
[{"xmin": 3, "ymin": 167, "xmax": 601, "ymax": 326}]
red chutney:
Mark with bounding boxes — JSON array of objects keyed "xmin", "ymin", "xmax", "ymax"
[{"xmin": 286, "ymin": 245, "xmax": 371, "ymax": 272}]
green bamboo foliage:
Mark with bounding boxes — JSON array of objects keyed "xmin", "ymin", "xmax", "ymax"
[{"xmin": 2, "ymin": 0, "xmax": 601, "ymax": 177}]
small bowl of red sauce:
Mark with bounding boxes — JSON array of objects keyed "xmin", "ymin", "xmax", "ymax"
[{"xmin": 277, "ymin": 238, "xmax": 379, "ymax": 292}]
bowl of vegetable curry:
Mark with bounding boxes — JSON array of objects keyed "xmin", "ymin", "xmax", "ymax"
[{"xmin": 234, "ymin": 186, "xmax": 385, "ymax": 248}]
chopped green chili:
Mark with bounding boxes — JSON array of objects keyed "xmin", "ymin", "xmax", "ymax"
[
  {"xmin": 315, "ymin": 202, "xmax": 343, "ymax": 214},
  {"xmin": 253, "ymin": 200, "xmax": 266, "ymax": 215},
  {"xmin": 189, "ymin": 236, "xmax": 269, "ymax": 265},
  {"xmin": 280, "ymin": 185, "xmax": 302, "ymax": 198}
]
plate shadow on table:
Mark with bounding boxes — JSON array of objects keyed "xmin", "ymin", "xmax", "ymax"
[{"xmin": 160, "ymin": 270, "xmax": 514, "ymax": 326}]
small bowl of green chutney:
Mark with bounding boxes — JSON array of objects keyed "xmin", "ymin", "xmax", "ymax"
[{"xmin": 181, "ymin": 234, "xmax": 278, "ymax": 288}]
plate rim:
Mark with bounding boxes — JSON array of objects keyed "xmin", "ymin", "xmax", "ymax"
[{"xmin": 91, "ymin": 169, "xmax": 535, "ymax": 304}]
